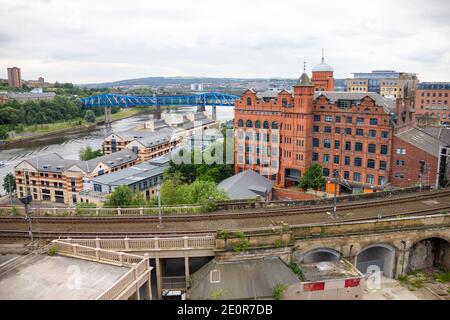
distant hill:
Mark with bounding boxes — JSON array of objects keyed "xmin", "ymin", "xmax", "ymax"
[{"xmin": 79, "ymin": 76, "xmax": 294, "ymax": 89}]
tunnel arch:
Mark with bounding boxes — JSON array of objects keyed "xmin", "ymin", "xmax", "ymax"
[
  {"xmin": 295, "ymin": 248, "xmax": 341, "ymax": 264},
  {"xmin": 355, "ymin": 243, "xmax": 396, "ymax": 278},
  {"xmin": 407, "ymin": 237, "xmax": 450, "ymax": 272}
]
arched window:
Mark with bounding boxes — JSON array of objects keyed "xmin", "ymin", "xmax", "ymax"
[
  {"xmin": 246, "ymin": 120, "xmax": 253, "ymax": 128},
  {"xmin": 263, "ymin": 121, "xmax": 269, "ymax": 129},
  {"xmin": 272, "ymin": 121, "xmax": 278, "ymax": 129},
  {"xmin": 282, "ymin": 98, "xmax": 288, "ymax": 107},
  {"xmin": 246, "ymin": 97, "xmax": 252, "ymax": 106},
  {"xmin": 255, "ymin": 120, "xmax": 261, "ymax": 128},
  {"xmin": 237, "ymin": 119, "xmax": 243, "ymax": 127}
]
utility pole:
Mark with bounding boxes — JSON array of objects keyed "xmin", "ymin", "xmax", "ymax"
[
  {"xmin": 19, "ymin": 195, "xmax": 33, "ymax": 243},
  {"xmin": 332, "ymin": 170, "xmax": 338, "ymax": 219},
  {"xmin": 157, "ymin": 184, "xmax": 162, "ymax": 228}
]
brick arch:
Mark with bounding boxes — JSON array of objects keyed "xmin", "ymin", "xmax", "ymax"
[
  {"xmin": 406, "ymin": 234, "xmax": 450, "ymax": 250},
  {"xmin": 294, "ymin": 247, "xmax": 342, "ymax": 264}
]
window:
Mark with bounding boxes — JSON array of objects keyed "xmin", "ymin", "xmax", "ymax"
[
  {"xmin": 354, "ymin": 157, "xmax": 362, "ymax": 167},
  {"xmin": 325, "ymin": 115, "xmax": 332, "ymax": 122},
  {"xmin": 394, "ymin": 173, "xmax": 405, "ymax": 179},
  {"xmin": 238, "ymin": 119, "xmax": 243, "ymax": 127},
  {"xmin": 323, "ymin": 168, "xmax": 330, "ymax": 176},
  {"xmin": 335, "ymin": 127, "xmax": 341, "ymax": 134},
  {"xmin": 272, "ymin": 121, "xmax": 278, "ymax": 129},
  {"xmin": 246, "ymin": 120, "xmax": 253, "ymax": 128},
  {"xmin": 344, "ymin": 171, "xmax": 350, "ymax": 179},
  {"xmin": 396, "ymin": 160, "xmax": 405, "ymax": 166},
  {"xmin": 346, "ymin": 116, "xmax": 352, "ymax": 124},
  {"xmin": 335, "ymin": 116, "xmax": 341, "ymax": 123},
  {"xmin": 396, "ymin": 148, "xmax": 406, "ymax": 155},
  {"xmin": 313, "ymin": 138, "xmax": 320, "ymax": 147},
  {"xmin": 381, "ymin": 145, "xmax": 388, "ymax": 155},
  {"xmin": 367, "ymin": 159, "xmax": 376, "ymax": 169},
  {"xmin": 354, "ymin": 172, "xmax": 361, "ymax": 182},
  {"xmin": 346, "ymin": 128, "xmax": 352, "ymax": 135},
  {"xmin": 255, "ymin": 120, "xmax": 261, "ymax": 128},
  {"xmin": 312, "ymin": 152, "xmax": 319, "ymax": 161},
  {"xmin": 381, "ymin": 131, "xmax": 389, "ymax": 139},
  {"xmin": 355, "ymin": 142, "xmax": 363, "ymax": 152},
  {"xmin": 334, "ymin": 155, "xmax": 340, "ymax": 164},
  {"xmin": 368, "ymin": 144, "xmax": 376, "ymax": 153},
  {"xmin": 345, "ymin": 141, "xmax": 351, "ymax": 151},
  {"xmin": 323, "ymin": 154, "xmax": 330, "ymax": 163},
  {"xmin": 380, "ymin": 160, "xmax": 387, "ymax": 170},
  {"xmin": 370, "ymin": 118, "xmax": 378, "ymax": 125},
  {"xmin": 132, "ymin": 146, "xmax": 139, "ymax": 154},
  {"xmin": 313, "ymin": 125, "xmax": 320, "ymax": 132},
  {"xmin": 344, "ymin": 156, "xmax": 350, "ymax": 165},
  {"xmin": 324, "ymin": 139, "xmax": 331, "ymax": 148},
  {"xmin": 369, "ymin": 130, "xmax": 376, "ymax": 138},
  {"xmin": 334, "ymin": 140, "xmax": 340, "ymax": 149},
  {"xmin": 246, "ymin": 97, "xmax": 252, "ymax": 106},
  {"xmin": 324, "ymin": 126, "xmax": 332, "ymax": 133},
  {"xmin": 263, "ymin": 121, "xmax": 269, "ymax": 129},
  {"xmin": 366, "ymin": 174, "xmax": 374, "ymax": 184},
  {"xmin": 356, "ymin": 129, "xmax": 364, "ymax": 136},
  {"xmin": 314, "ymin": 115, "xmax": 321, "ymax": 121},
  {"xmin": 282, "ymin": 98, "xmax": 288, "ymax": 107},
  {"xmin": 379, "ymin": 176, "xmax": 386, "ymax": 185},
  {"xmin": 94, "ymin": 184, "xmax": 102, "ymax": 192},
  {"xmin": 357, "ymin": 117, "xmax": 364, "ymax": 125}
]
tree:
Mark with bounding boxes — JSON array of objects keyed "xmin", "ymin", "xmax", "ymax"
[
  {"xmin": 79, "ymin": 146, "xmax": 103, "ymax": 161},
  {"xmin": 3, "ymin": 173, "xmax": 16, "ymax": 194},
  {"xmin": 159, "ymin": 179, "xmax": 228, "ymax": 205},
  {"xmin": 299, "ymin": 164, "xmax": 326, "ymax": 193},
  {"xmin": 0, "ymin": 127, "xmax": 8, "ymax": 139},
  {"xmin": 84, "ymin": 110, "xmax": 96, "ymax": 123},
  {"xmin": 104, "ymin": 185, "xmax": 146, "ymax": 207}
]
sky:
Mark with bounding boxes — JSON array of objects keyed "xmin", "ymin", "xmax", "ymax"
[{"xmin": 0, "ymin": 0, "xmax": 449, "ymax": 84}]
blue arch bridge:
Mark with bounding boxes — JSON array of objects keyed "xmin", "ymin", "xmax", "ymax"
[{"xmin": 80, "ymin": 92, "xmax": 239, "ymax": 129}]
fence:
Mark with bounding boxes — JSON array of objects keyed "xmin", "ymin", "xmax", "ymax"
[
  {"xmin": 61, "ymin": 235, "xmax": 216, "ymax": 252},
  {"xmin": 52, "ymin": 240, "xmax": 151, "ymax": 300}
]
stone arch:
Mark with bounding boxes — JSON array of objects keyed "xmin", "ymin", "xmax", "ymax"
[
  {"xmin": 355, "ymin": 243, "xmax": 396, "ymax": 278},
  {"xmin": 294, "ymin": 247, "xmax": 341, "ymax": 264},
  {"xmin": 407, "ymin": 237, "xmax": 450, "ymax": 272}
]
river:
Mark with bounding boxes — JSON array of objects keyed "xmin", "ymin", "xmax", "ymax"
[{"xmin": 0, "ymin": 106, "xmax": 234, "ymax": 195}]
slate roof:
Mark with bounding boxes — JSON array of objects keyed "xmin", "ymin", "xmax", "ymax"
[
  {"xmin": 19, "ymin": 149, "xmax": 138, "ymax": 173},
  {"xmin": 91, "ymin": 162, "xmax": 166, "ymax": 186},
  {"xmin": 395, "ymin": 127, "xmax": 446, "ymax": 156},
  {"xmin": 217, "ymin": 170, "xmax": 274, "ymax": 200},
  {"xmin": 422, "ymin": 127, "xmax": 450, "ymax": 145},
  {"xmin": 187, "ymin": 257, "xmax": 299, "ymax": 300},
  {"xmin": 314, "ymin": 91, "xmax": 396, "ymax": 113}
]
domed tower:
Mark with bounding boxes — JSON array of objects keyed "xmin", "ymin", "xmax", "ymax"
[{"xmin": 312, "ymin": 50, "xmax": 334, "ymax": 91}]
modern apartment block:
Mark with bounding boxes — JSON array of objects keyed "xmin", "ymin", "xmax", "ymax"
[
  {"xmin": 7, "ymin": 67, "xmax": 22, "ymax": 88},
  {"xmin": 234, "ymin": 59, "xmax": 446, "ymax": 194},
  {"xmin": 347, "ymin": 70, "xmax": 418, "ymax": 100},
  {"xmin": 14, "ymin": 150, "xmax": 139, "ymax": 205},
  {"xmin": 414, "ymin": 82, "xmax": 450, "ymax": 123}
]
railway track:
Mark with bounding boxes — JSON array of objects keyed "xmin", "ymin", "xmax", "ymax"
[
  {"xmin": 0, "ymin": 188, "xmax": 449, "ymax": 224},
  {"xmin": 0, "ymin": 205, "xmax": 448, "ymax": 239}
]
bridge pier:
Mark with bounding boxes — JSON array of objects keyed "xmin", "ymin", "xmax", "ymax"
[
  {"xmin": 212, "ymin": 105, "xmax": 217, "ymax": 121},
  {"xmin": 104, "ymin": 106, "xmax": 112, "ymax": 130},
  {"xmin": 154, "ymin": 104, "xmax": 162, "ymax": 120}
]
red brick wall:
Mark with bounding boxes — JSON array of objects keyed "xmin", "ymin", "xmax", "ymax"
[{"xmin": 390, "ymin": 136, "xmax": 438, "ymax": 187}]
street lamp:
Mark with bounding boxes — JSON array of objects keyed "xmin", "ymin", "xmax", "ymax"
[{"xmin": 19, "ymin": 194, "xmax": 33, "ymax": 242}]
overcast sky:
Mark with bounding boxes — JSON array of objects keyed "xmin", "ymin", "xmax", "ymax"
[{"xmin": 0, "ymin": 0, "xmax": 449, "ymax": 84}]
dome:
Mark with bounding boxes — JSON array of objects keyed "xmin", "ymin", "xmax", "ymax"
[{"xmin": 312, "ymin": 60, "xmax": 334, "ymax": 73}]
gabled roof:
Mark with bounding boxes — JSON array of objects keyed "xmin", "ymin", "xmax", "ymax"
[
  {"xmin": 395, "ymin": 127, "xmax": 446, "ymax": 157},
  {"xmin": 91, "ymin": 162, "xmax": 166, "ymax": 186},
  {"xmin": 217, "ymin": 170, "xmax": 274, "ymax": 200}
]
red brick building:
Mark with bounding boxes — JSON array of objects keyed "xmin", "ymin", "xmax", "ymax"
[
  {"xmin": 414, "ymin": 82, "xmax": 450, "ymax": 124},
  {"xmin": 234, "ymin": 59, "xmax": 446, "ymax": 193}
]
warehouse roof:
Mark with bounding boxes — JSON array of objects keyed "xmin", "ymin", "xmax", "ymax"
[
  {"xmin": 395, "ymin": 127, "xmax": 446, "ymax": 156},
  {"xmin": 314, "ymin": 91, "xmax": 396, "ymax": 113},
  {"xmin": 218, "ymin": 170, "xmax": 274, "ymax": 200},
  {"xmin": 91, "ymin": 162, "xmax": 166, "ymax": 186}
]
